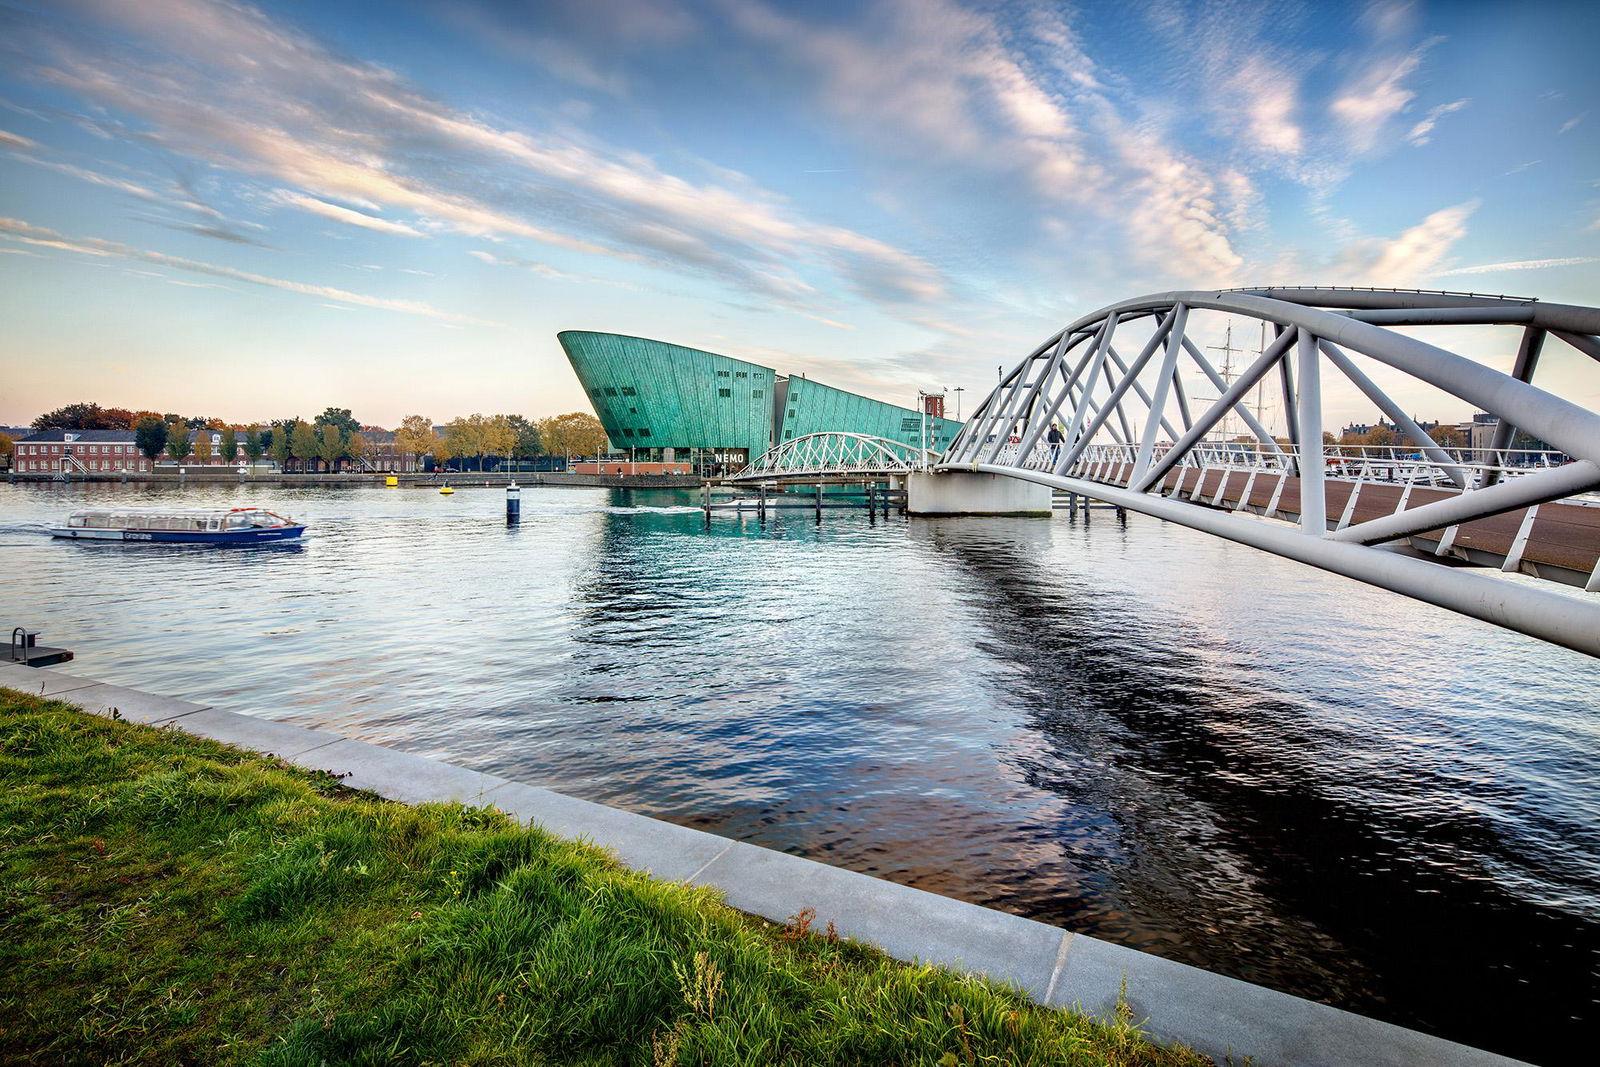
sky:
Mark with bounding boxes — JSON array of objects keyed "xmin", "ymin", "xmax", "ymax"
[{"xmin": 1, "ymin": 0, "xmax": 1597, "ymax": 431}]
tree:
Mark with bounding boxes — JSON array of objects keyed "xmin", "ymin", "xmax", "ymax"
[
  {"xmin": 268, "ymin": 426, "xmax": 291, "ymax": 470},
  {"xmin": 394, "ymin": 415, "xmax": 434, "ymax": 467},
  {"xmin": 0, "ymin": 432, "xmax": 12, "ymax": 465},
  {"xmin": 218, "ymin": 427, "xmax": 238, "ymax": 466},
  {"xmin": 31, "ymin": 402, "xmax": 127, "ymax": 431},
  {"xmin": 315, "ymin": 407, "xmax": 360, "ymax": 438},
  {"xmin": 347, "ymin": 432, "xmax": 368, "ymax": 469},
  {"xmin": 165, "ymin": 421, "xmax": 190, "ymax": 461},
  {"xmin": 443, "ymin": 416, "xmax": 485, "ymax": 471},
  {"xmin": 242, "ymin": 424, "xmax": 265, "ymax": 464},
  {"xmin": 484, "ymin": 415, "xmax": 517, "ymax": 469},
  {"xmin": 192, "ymin": 429, "xmax": 213, "ymax": 464},
  {"xmin": 507, "ymin": 414, "xmax": 542, "ymax": 460},
  {"xmin": 290, "ymin": 420, "xmax": 318, "ymax": 473},
  {"xmin": 431, "ymin": 431, "xmax": 453, "ymax": 472},
  {"xmin": 1432, "ymin": 424, "xmax": 1467, "ymax": 448},
  {"xmin": 135, "ymin": 418, "xmax": 168, "ymax": 461},
  {"xmin": 317, "ymin": 422, "xmax": 347, "ymax": 471},
  {"xmin": 538, "ymin": 412, "xmax": 609, "ymax": 460}
]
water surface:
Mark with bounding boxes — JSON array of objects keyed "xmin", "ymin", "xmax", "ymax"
[{"xmin": 2, "ymin": 481, "xmax": 1596, "ymax": 1062}]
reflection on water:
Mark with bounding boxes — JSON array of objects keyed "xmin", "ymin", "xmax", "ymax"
[{"xmin": 2, "ymin": 481, "xmax": 1597, "ymax": 1062}]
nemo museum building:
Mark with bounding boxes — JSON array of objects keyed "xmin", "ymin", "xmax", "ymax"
[{"xmin": 559, "ymin": 331, "xmax": 964, "ymax": 471}]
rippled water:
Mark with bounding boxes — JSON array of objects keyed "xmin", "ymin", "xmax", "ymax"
[{"xmin": 3, "ymin": 481, "xmax": 1597, "ymax": 1061}]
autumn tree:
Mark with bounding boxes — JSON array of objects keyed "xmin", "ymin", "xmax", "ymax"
[
  {"xmin": 31, "ymin": 402, "xmax": 129, "ymax": 431},
  {"xmin": 538, "ymin": 412, "xmax": 609, "ymax": 460},
  {"xmin": 431, "ymin": 430, "xmax": 454, "ymax": 472},
  {"xmin": 317, "ymin": 422, "xmax": 347, "ymax": 471},
  {"xmin": 443, "ymin": 415, "xmax": 488, "ymax": 470},
  {"xmin": 192, "ymin": 429, "xmax": 213, "ymax": 464},
  {"xmin": 0, "ymin": 432, "xmax": 12, "ymax": 465},
  {"xmin": 346, "ymin": 432, "xmax": 368, "ymax": 469},
  {"xmin": 165, "ymin": 421, "xmax": 189, "ymax": 461},
  {"xmin": 1432, "ymin": 424, "xmax": 1467, "ymax": 448},
  {"xmin": 484, "ymin": 414, "xmax": 517, "ymax": 469},
  {"xmin": 134, "ymin": 418, "xmax": 167, "ymax": 461},
  {"xmin": 289, "ymin": 420, "xmax": 318, "ymax": 473},
  {"xmin": 394, "ymin": 415, "xmax": 434, "ymax": 467}
]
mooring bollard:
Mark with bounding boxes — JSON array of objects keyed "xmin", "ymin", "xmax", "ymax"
[{"xmin": 505, "ymin": 481, "xmax": 521, "ymax": 524}]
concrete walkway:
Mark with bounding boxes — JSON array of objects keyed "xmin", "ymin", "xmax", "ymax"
[{"xmin": 0, "ymin": 661, "xmax": 1523, "ymax": 1067}]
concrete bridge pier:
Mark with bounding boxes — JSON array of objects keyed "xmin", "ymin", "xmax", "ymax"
[{"xmin": 905, "ymin": 470, "xmax": 1052, "ymax": 516}]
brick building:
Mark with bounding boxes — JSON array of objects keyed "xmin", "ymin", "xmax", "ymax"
[{"xmin": 13, "ymin": 429, "xmax": 151, "ymax": 474}]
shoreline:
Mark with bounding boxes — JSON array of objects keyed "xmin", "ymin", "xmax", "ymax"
[{"xmin": 0, "ymin": 660, "xmax": 1521, "ymax": 1066}]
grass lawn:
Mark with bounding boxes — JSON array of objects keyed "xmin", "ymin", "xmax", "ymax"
[{"xmin": 0, "ymin": 687, "xmax": 1213, "ymax": 1065}]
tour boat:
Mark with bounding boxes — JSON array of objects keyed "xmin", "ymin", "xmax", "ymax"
[{"xmin": 50, "ymin": 507, "xmax": 305, "ymax": 544}]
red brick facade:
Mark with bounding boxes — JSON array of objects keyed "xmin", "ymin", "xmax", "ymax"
[{"xmin": 13, "ymin": 430, "xmax": 152, "ymax": 474}]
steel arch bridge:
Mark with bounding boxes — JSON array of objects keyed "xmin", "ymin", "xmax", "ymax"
[
  {"xmin": 730, "ymin": 432, "xmax": 933, "ymax": 483},
  {"xmin": 938, "ymin": 287, "xmax": 1600, "ymax": 657}
]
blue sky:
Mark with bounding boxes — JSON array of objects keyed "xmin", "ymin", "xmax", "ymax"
[{"xmin": 1, "ymin": 0, "xmax": 1597, "ymax": 428}]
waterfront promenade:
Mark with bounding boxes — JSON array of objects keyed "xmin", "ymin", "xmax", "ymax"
[{"xmin": 0, "ymin": 658, "xmax": 1521, "ymax": 1066}]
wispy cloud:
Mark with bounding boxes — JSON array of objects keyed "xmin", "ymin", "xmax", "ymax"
[
  {"xmin": 1434, "ymin": 256, "xmax": 1599, "ymax": 277},
  {"xmin": 1334, "ymin": 199, "xmax": 1479, "ymax": 286},
  {"xmin": 1406, "ymin": 98, "xmax": 1469, "ymax": 146},
  {"xmin": 12, "ymin": 0, "xmax": 946, "ymax": 316},
  {"xmin": 0, "ymin": 128, "xmax": 38, "ymax": 149},
  {"xmin": 1559, "ymin": 112, "xmax": 1587, "ymax": 134},
  {"xmin": 276, "ymin": 193, "xmax": 424, "ymax": 237},
  {"xmin": 1330, "ymin": 45, "xmax": 1430, "ymax": 154},
  {"xmin": 0, "ymin": 216, "xmax": 492, "ymax": 324}
]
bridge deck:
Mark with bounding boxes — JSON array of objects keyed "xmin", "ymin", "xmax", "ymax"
[{"xmin": 1082, "ymin": 463, "xmax": 1600, "ymax": 584}]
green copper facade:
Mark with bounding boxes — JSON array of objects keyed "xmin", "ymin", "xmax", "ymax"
[
  {"xmin": 559, "ymin": 330, "xmax": 963, "ymax": 461},
  {"xmin": 776, "ymin": 376, "xmax": 962, "ymax": 452},
  {"xmin": 560, "ymin": 331, "xmax": 775, "ymax": 461}
]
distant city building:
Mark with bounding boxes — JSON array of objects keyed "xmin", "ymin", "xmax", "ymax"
[
  {"xmin": 558, "ymin": 331, "xmax": 963, "ymax": 470},
  {"xmin": 13, "ymin": 428, "xmax": 149, "ymax": 474}
]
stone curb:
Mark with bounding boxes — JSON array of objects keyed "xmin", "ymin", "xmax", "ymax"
[{"xmin": 0, "ymin": 668, "xmax": 1524, "ymax": 1067}]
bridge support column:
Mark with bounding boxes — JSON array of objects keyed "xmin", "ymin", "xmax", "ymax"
[{"xmin": 905, "ymin": 471, "xmax": 1052, "ymax": 516}]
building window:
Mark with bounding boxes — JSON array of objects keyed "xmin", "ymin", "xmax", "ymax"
[
  {"xmin": 734, "ymin": 371, "xmax": 748, "ymax": 378},
  {"xmin": 787, "ymin": 409, "xmax": 795, "ymax": 418},
  {"xmin": 752, "ymin": 390, "xmax": 763, "ymax": 399},
  {"xmin": 604, "ymin": 387, "xmax": 618, "ymax": 397},
  {"xmin": 621, "ymin": 386, "xmax": 637, "ymax": 396},
  {"xmin": 716, "ymin": 369, "xmax": 730, "ymax": 378},
  {"xmin": 622, "ymin": 428, "xmax": 635, "ymax": 438},
  {"xmin": 901, "ymin": 417, "xmax": 920, "ymax": 432},
  {"xmin": 718, "ymin": 388, "xmax": 731, "ymax": 398},
  {"xmin": 638, "ymin": 429, "xmax": 651, "ymax": 438}
]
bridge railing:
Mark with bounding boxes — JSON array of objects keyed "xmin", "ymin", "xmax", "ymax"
[{"xmin": 732, "ymin": 432, "xmax": 936, "ymax": 481}]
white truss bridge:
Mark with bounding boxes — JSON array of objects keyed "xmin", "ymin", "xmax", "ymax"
[
  {"xmin": 940, "ymin": 287, "xmax": 1600, "ymax": 657},
  {"xmin": 730, "ymin": 431, "xmax": 934, "ymax": 483}
]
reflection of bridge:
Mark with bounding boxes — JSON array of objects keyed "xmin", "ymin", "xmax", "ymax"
[{"xmin": 728, "ymin": 431, "xmax": 932, "ymax": 484}]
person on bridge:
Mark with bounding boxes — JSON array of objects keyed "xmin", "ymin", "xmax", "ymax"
[{"xmin": 1047, "ymin": 421, "xmax": 1065, "ymax": 465}]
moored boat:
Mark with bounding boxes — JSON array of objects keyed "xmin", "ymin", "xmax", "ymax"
[{"xmin": 50, "ymin": 507, "xmax": 305, "ymax": 544}]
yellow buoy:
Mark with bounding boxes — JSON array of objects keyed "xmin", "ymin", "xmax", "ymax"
[
  {"xmin": 385, "ymin": 475, "xmax": 398, "ymax": 488},
  {"xmin": 439, "ymin": 485, "xmax": 455, "ymax": 495}
]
